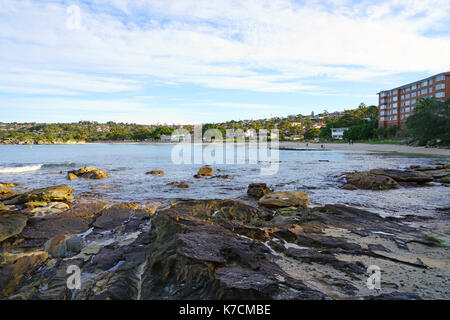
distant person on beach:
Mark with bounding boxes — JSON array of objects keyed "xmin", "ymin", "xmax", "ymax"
[
  {"xmin": 306, "ymin": 143, "xmax": 308, "ymax": 147},
  {"xmin": 321, "ymin": 144, "xmax": 324, "ymax": 148}
]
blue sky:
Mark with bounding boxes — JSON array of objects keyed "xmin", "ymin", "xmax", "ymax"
[{"xmin": 1, "ymin": 0, "xmax": 449, "ymax": 124}]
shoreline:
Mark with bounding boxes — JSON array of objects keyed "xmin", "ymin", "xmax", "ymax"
[
  {"xmin": 1, "ymin": 140, "xmax": 449, "ymax": 157},
  {"xmin": 278, "ymin": 142, "xmax": 450, "ymax": 157}
]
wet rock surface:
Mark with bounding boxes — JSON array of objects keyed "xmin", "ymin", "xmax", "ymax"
[
  {"xmin": 247, "ymin": 183, "xmax": 273, "ymax": 199},
  {"xmin": 4, "ymin": 185, "xmax": 74, "ymax": 204},
  {"xmin": 259, "ymin": 191, "xmax": 309, "ymax": 208},
  {"xmin": 68, "ymin": 167, "xmax": 109, "ymax": 180},
  {"xmin": 342, "ymin": 165, "xmax": 449, "ymax": 190},
  {"xmin": 195, "ymin": 166, "xmax": 214, "ymax": 177},
  {"xmin": 1, "ymin": 187, "xmax": 448, "ymax": 300}
]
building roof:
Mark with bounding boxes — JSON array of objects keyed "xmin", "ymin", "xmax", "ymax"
[{"xmin": 377, "ymin": 71, "xmax": 450, "ymax": 95}]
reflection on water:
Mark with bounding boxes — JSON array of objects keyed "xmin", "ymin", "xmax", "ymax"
[{"xmin": 0, "ymin": 144, "xmax": 449, "ymax": 217}]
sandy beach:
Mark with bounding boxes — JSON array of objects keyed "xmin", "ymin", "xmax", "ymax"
[{"xmin": 278, "ymin": 142, "xmax": 450, "ymax": 157}]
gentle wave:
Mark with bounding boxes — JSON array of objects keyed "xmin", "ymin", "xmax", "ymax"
[
  {"xmin": 42, "ymin": 162, "xmax": 77, "ymax": 168},
  {"xmin": 0, "ymin": 164, "xmax": 42, "ymax": 173}
]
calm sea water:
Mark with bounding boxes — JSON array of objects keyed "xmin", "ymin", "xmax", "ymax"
[{"xmin": 0, "ymin": 144, "xmax": 449, "ymax": 217}]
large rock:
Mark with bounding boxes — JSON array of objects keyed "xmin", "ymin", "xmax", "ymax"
[
  {"xmin": 196, "ymin": 166, "xmax": 213, "ymax": 177},
  {"xmin": 247, "ymin": 183, "xmax": 273, "ymax": 199},
  {"xmin": 0, "ymin": 214, "xmax": 28, "ymax": 242},
  {"xmin": 44, "ymin": 235, "xmax": 84, "ymax": 258},
  {"xmin": 25, "ymin": 202, "xmax": 70, "ymax": 218},
  {"xmin": 345, "ymin": 172, "xmax": 399, "ymax": 190},
  {"xmin": 369, "ymin": 169, "xmax": 433, "ymax": 183},
  {"xmin": 259, "ymin": 191, "xmax": 308, "ymax": 208},
  {"xmin": 69, "ymin": 167, "xmax": 108, "ymax": 180},
  {"xmin": 0, "ymin": 251, "xmax": 48, "ymax": 298},
  {"xmin": 4, "ymin": 185, "xmax": 74, "ymax": 205},
  {"xmin": 93, "ymin": 203, "xmax": 143, "ymax": 229},
  {"xmin": 17, "ymin": 202, "xmax": 106, "ymax": 247},
  {"xmin": 1, "ymin": 198, "xmax": 448, "ymax": 300}
]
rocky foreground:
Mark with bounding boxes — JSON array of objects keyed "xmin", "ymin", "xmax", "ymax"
[{"xmin": 0, "ymin": 168, "xmax": 449, "ymax": 300}]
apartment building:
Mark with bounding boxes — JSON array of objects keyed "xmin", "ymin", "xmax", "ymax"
[{"xmin": 378, "ymin": 71, "xmax": 450, "ymax": 128}]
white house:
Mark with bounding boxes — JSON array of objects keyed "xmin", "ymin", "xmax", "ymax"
[
  {"xmin": 331, "ymin": 127, "xmax": 349, "ymax": 140},
  {"xmin": 160, "ymin": 134, "xmax": 189, "ymax": 142}
]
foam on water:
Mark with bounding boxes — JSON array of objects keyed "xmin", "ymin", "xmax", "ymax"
[{"xmin": 0, "ymin": 164, "xmax": 42, "ymax": 173}]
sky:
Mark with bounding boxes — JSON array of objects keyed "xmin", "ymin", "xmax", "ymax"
[{"xmin": 1, "ymin": 0, "xmax": 449, "ymax": 125}]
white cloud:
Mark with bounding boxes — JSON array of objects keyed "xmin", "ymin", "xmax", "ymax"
[
  {"xmin": 0, "ymin": 68, "xmax": 141, "ymax": 95},
  {"xmin": 0, "ymin": 0, "xmax": 449, "ymax": 95}
]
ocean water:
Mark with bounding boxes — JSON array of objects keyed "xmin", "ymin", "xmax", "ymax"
[{"xmin": 0, "ymin": 144, "xmax": 449, "ymax": 217}]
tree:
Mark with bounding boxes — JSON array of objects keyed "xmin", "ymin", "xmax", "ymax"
[
  {"xmin": 304, "ymin": 128, "xmax": 320, "ymax": 140},
  {"xmin": 132, "ymin": 128, "xmax": 153, "ymax": 141},
  {"xmin": 406, "ymin": 98, "xmax": 450, "ymax": 145},
  {"xmin": 151, "ymin": 126, "xmax": 174, "ymax": 140},
  {"xmin": 319, "ymin": 126, "xmax": 331, "ymax": 140}
]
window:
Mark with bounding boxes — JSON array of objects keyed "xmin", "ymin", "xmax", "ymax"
[
  {"xmin": 401, "ymin": 95, "xmax": 404, "ymax": 100},
  {"xmin": 421, "ymin": 89, "xmax": 427, "ymax": 95},
  {"xmin": 392, "ymin": 103, "xmax": 397, "ymax": 107},
  {"xmin": 411, "ymin": 92, "xmax": 416, "ymax": 97},
  {"xmin": 411, "ymin": 99, "xmax": 416, "ymax": 104},
  {"xmin": 421, "ymin": 80, "xmax": 428, "ymax": 86},
  {"xmin": 411, "ymin": 84, "xmax": 417, "ymax": 90},
  {"xmin": 429, "ymin": 87, "xmax": 433, "ymax": 93},
  {"xmin": 405, "ymin": 94, "xmax": 410, "ymax": 99},
  {"xmin": 436, "ymin": 83, "xmax": 445, "ymax": 90},
  {"xmin": 392, "ymin": 116, "xmax": 397, "ymax": 120},
  {"xmin": 436, "ymin": 74, "xmax": 445, "ymax": 82},
  {"xmin": 405, "ymin": 87, "xmax": 410, "ymax": 92},
  {"xmin": 393, "ymin": 96, "xmax": 398, "ymax": 101},
  {"xmin": 405, "ymin": 100, "xmax": 410, "ymax": 106},
  {"xmin": 401, "ymin": 115, "xmax": 405, "ymax": 120},
  {"xmin": 436, "ymin": 92, "xmax": 445, "ymax": 98},
  {"xmin": 393, "ymin": 109, "xmax": 397, "ymax": 114},
  {"xmin": 405, "ymin": 107, "xmax": 410, "ymax": 112}
]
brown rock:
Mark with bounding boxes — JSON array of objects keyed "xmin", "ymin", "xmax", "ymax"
[
  {"xmin": 23, "ymin": 201, "xmax": 48, "ymax": 208},
  {"xmin": 369, "ymin": 169, "xmax": 433, "ymax": 183},
  {"xmin": 0, "ymin": 251, "xmax": 48, "ymax": 298},
  {"xmin": 0, "ymin": 184, "xmax": 12, "ymax": 196},
  {"xmin": 0, "ymin": 214, "xmax": 28, "ymax": 242},
  {"xmin": 341, "ymin": 184, "xmax": 357, "ymax": 190},
  {"xmin": 26, "ymin": 202, "xmax": 70, "ymax": 218},
  {"xmin": 247, "ymin": 183, "xmax": 273, "ymax": 199},
  {"xmin": 178, "ymin": 182, "xmax": 190, "ymax": 188},
  {"xmin": 68, "ymin": 172, "xmax": 78, "ymax": 180},
  {"xmin": 259, "ymin": 191, "xmax": 308, "ymax": 208},
  {"xmin": 69, "ymin": 167, "xmax": 108, "ymax": 180},
  {"xmin": 197, "ymin": 166, "xmax": 213, "ymax": 177},
  {"xmin": 4, "ymin": 185, "xmax": 74, "ymax": 205},
  {"xmin": 346, "ymin": 172, "xmax": 399, "ymax": 190},
  {"xmin": 146, "ymin": 170, "xmax": 165, "ymax": 175}
]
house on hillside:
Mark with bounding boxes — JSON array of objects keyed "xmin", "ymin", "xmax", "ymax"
[{"xmin": 331, "ymin": 127, "xmax": 349, "ymax": 140}]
